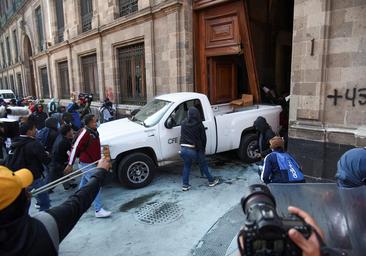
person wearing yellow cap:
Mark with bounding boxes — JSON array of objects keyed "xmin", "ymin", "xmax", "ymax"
[
  {"xmin": 260, "ymin": 136, "xmax": 305, "ymax": 184},
  {"xmin": 0, "ymin": 158, "xmax": 110, "ymax": 256}
]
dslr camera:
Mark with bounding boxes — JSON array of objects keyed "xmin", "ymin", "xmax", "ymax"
[{"xmin": 238, "ymin": 184, "xmax": 312, "ymax": 256}]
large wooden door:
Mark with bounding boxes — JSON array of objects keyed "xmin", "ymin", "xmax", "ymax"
[
  {"xmin": 194, "ymin": 0, "xmax": 260, "ymax": 103},
  {"xmin": 208, "ymin": 56, "xmax": 237, "ymax": 104}
]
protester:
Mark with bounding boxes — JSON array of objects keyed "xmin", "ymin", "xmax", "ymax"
[
  {"xmin": 36, "ymin": 117, "xmax": 59, "ymax": 154},
  {"xmin": 51, "ymin": 106, "xmax": 66, "ymax": 127},
  {"xmin": 62, "ymin": 112, "xmax": 79, "ymax": 131},
  {"xmin": 179, "ymin": 106, "xmax": 219, "ymax": 191},
  {"xmin": 32, "ymin": 104, "xmax": 48, "ymax": 130},
  {"xmin": 5, "ymin": 117, "xmax": 51, "ymax": 211},
  {"xmin": 48, "ymin": 125, "xmax": 77, "ymax": 190},
  {"xmin": 99, "ymin": 98, "xmax": 115, "ymax": 123},
  {"xmin": 253, "ymin": 116, "xmax": 276, "ymax": 158},
  {"xmin": 64, "ymin": 114, "xmax": 111, "ymax": 217},
  {"xmin": 67, "ymin": 100, "xmax": 82, "ymax": 130},
  {"xmin": 335, "ymin": 147, "xmax": 366, "ymax": 188},
  {"xmin": 261, "ymin": 136, "xmax": 305, "ymax": 184},
  {"xmin": 0, "ymin": 158, "xmax": 110, "ymax": 256}
]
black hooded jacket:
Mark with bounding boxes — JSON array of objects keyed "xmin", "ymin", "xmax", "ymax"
[
  {"xmin": 45, "ymin": 117, "xmax": 59, "ymax": 153},
  {"xmin": 10, "ymin": 136, "xmax": 50, "ymax": 180},
  {"xmin": 253, "ymin": 116, "xmax": 276, "ymax": 157},
  {"xmin": 180, "ymin": 107, "xmax": 206, "ymax": 151}
]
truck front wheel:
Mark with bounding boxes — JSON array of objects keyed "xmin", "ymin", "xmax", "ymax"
[
  {"xmin": 238, "ymin": 133, "xmax": 260, "ymax": 163},
  {"xmin": 117, "ymin": 153, "xmax": 156, "ymax": 188}
]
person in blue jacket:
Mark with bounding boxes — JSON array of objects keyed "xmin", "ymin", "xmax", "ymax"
[
  {"xmin": 66, "ymin": 101, "xmax": 81, "ymax": 130},
  {"xmin": 261, "ymin": 136, "xmax": 305, "ymax": 184},
  {"xmin": 336, "ymin": 147, "xmax": 366, "ymax": 188}
]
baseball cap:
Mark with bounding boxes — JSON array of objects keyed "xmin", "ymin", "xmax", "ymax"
[{"xmin": 0, "ymin": 166, "xmax": 33, "ymax": 211}]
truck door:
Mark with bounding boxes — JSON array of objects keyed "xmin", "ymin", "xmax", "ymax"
[{"xmin": 159, "ymin": 99, "xmax": 210, "ymax": 160}]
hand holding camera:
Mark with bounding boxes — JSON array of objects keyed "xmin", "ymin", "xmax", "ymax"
[
  {"xmin": 288, "ymin": 206, "xmax": 323, "ymax": 256},
  {"xmin": 237, "ymin": 184, "xmax": 314, "ymax": 256}
]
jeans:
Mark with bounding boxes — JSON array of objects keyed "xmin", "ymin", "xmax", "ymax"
[
  {"xmin": 28, "ymin": 177, "xmax": 50, "ymax": 211},
  {"xmin": 180, "ymin": 146, "xmax": 214, "ymax": 186},
  {"xmin": 79, "ymin": 162, "xmax": 103, "ymax": 211}
]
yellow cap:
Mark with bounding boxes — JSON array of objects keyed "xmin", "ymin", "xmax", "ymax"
[{"xmin": 0, "ymin": 166, "xmax": 33, "ymax": 210}]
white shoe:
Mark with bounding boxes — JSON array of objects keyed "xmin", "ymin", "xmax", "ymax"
[{"xmin": 95, "ymin": 208, "xmax": 112, "ymax": 218}]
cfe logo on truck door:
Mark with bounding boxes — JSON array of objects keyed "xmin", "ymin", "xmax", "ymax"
[{"xmin": 168, "ymin": 137, "xmax": 179, "ymax": 144}]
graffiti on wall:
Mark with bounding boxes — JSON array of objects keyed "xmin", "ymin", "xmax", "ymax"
[{"xmin": 327, "ymin": 88, "xmax": 366, "ymax": 106}]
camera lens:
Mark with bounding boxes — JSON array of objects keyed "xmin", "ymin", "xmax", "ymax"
[{"xmin": 241, "ymin": 184, "xmax": 276, "ymax": 215}]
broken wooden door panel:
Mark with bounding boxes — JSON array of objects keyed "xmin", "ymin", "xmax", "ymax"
[
  {"xmin": 194, "ymin": 0, "xmax": 260, "ymax": 104},
  {"xmin": 208, "ymin": 56, "xmax": 237, "ymax": 104}
]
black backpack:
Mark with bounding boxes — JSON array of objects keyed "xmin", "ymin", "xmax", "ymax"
[{"xmin": 4, "ymin": 142, "xmax": 30, "ymax": 171}]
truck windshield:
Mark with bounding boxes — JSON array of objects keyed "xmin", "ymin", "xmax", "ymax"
[
  {"xmin": 1, "ymin": 93, "xmax": 15, "ymax": 99},
  {"xmin": 133, "ymin": 99, "xmax": 172, "ymax": 127}
]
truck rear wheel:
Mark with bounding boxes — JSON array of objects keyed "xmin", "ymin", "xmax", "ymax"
[
  {"xmin": 238, "ymin": 133, "xmax": 260, "ymax": 163},
  {"xmin": 117, "ymin": 153, "xmax": 156, "ymax": 188}
]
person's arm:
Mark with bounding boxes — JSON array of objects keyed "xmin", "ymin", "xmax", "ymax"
[
  {"xmin": 261, "ymin": 154, "xmax": 272, "ymax": 184},
  {"xmin": 47, "ymin": 159, "xmax": 110, "ymax": 241}
]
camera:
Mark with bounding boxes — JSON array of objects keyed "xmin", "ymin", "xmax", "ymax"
[
  {"xmin": 238, "ymin": 184, "xmax": 312, "ymax": 256},
  {"xmin": 78, "ymin": 93, "xmax": 93, "ymax": 104}
]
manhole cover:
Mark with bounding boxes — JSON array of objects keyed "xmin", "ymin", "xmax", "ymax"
[{"xmin": 135, "ymin": 201, "xmax": 182, "ymax": 224}]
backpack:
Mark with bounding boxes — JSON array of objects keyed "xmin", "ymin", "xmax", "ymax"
[
  {"xmin": 36, "ymin": 127, "xmax": 50, "ymax": 147},
  {"xmin": 273, "ymin": 152, "xmax": 304, "ymax": 182}
]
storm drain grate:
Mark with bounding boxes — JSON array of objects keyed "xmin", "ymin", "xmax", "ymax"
[{"xmin": 135, "ymin": 201, "xmax": 182, "ymax": 224}]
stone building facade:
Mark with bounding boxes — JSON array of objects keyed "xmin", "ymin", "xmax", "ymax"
[
  {"xmin": 288, "ymin": 0, "xmax": 366, "ymax": 178},
  {"xmin": 0, "ymin": 0, "xmax": 193, "ymax": 112},
  {"xmin": 1, "ymin": 0, "xmax": 365, "ymax": 178}
]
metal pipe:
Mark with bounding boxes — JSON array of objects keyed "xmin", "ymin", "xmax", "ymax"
[
  {"xmin": 32, "ymin": 164, "xmax": 100, "ymax": 196},
  {"xmin": 31, "ymin": 160, "xmax": 98, "ymax": 196}
]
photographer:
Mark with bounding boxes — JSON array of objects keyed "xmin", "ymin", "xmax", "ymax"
[{"xmin": 0, "ymin": 158, "xmax": 110, "ymax": 256}]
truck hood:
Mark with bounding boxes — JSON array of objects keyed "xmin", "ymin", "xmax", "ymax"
[{"xmin": 98, "ymin": 118, "xmax": 145, "ymax": 144}]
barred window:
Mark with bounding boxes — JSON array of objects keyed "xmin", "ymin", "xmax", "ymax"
[
  {"xmin": 117, "ymin": 43, "xmax": 146, "ymax": 105},
  {"xmin": 4, "ymin": 76, "xmax": 8, "ymax": 89},
  {"xmin": 55, "ymin": 0, "xmax": 65, "ymax": 43},
  {"xmin": 5, "ymin": 37, "xmax": 11, "ymax": 65},
  {"xmin": 40, "ymin": 67, "xmax": 50, "ymax": 98},
  {"xmin": 16, "ymin": 73, "xmax": 23, "ymax": 97},
  {"xmin": 13, "ymin": 30, "xmax": 18, "ymax": 62},
  {"xmin": 81, "ymin": 54, "xmax": 99, "ymax": 100},
  {"xmin": 9, "ymin": 75, "xmax": 15, "ymax": 93},
  {"xmin": 119, "ymin": 0, "xmax": 138, "ymax": 17},
  {"xmin": 0, "ymin": 42, "xmax": 5, "ymax": 67},
  {"xmin": 80, "ymin": 0, "xmax": 92, "ymax": 32},
  {"xmin": 35, "ymin": 6, "xmax": 44, "ymax": 51},
  {"xmin": 58, "ymin": 61, "xmax": 70, "ymax": 99}
]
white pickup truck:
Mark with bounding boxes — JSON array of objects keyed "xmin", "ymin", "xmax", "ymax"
[{"xmin": 98, "ymin": 92, "xmax": 281, "ymax": 188}]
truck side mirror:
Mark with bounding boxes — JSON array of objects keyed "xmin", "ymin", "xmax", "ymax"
[{"xmin": 165, "ymin": 117, "xmax": 175, "ymax": 129}]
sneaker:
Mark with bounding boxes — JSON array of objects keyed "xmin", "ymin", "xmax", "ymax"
[
  {"xmin": 95, "ymin": 208, "xmax": 112, "ymax": 218},
  {"xmin": 208, "ymin": 178, "xmax": 220, "ymax": 187},
  {"xmin": 35, "ymin": 203, "xmax": 40, "ymax": 209},
  {"xmin": 182, "ymin": 185, "xmax": 191, "ymax": 191}
]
